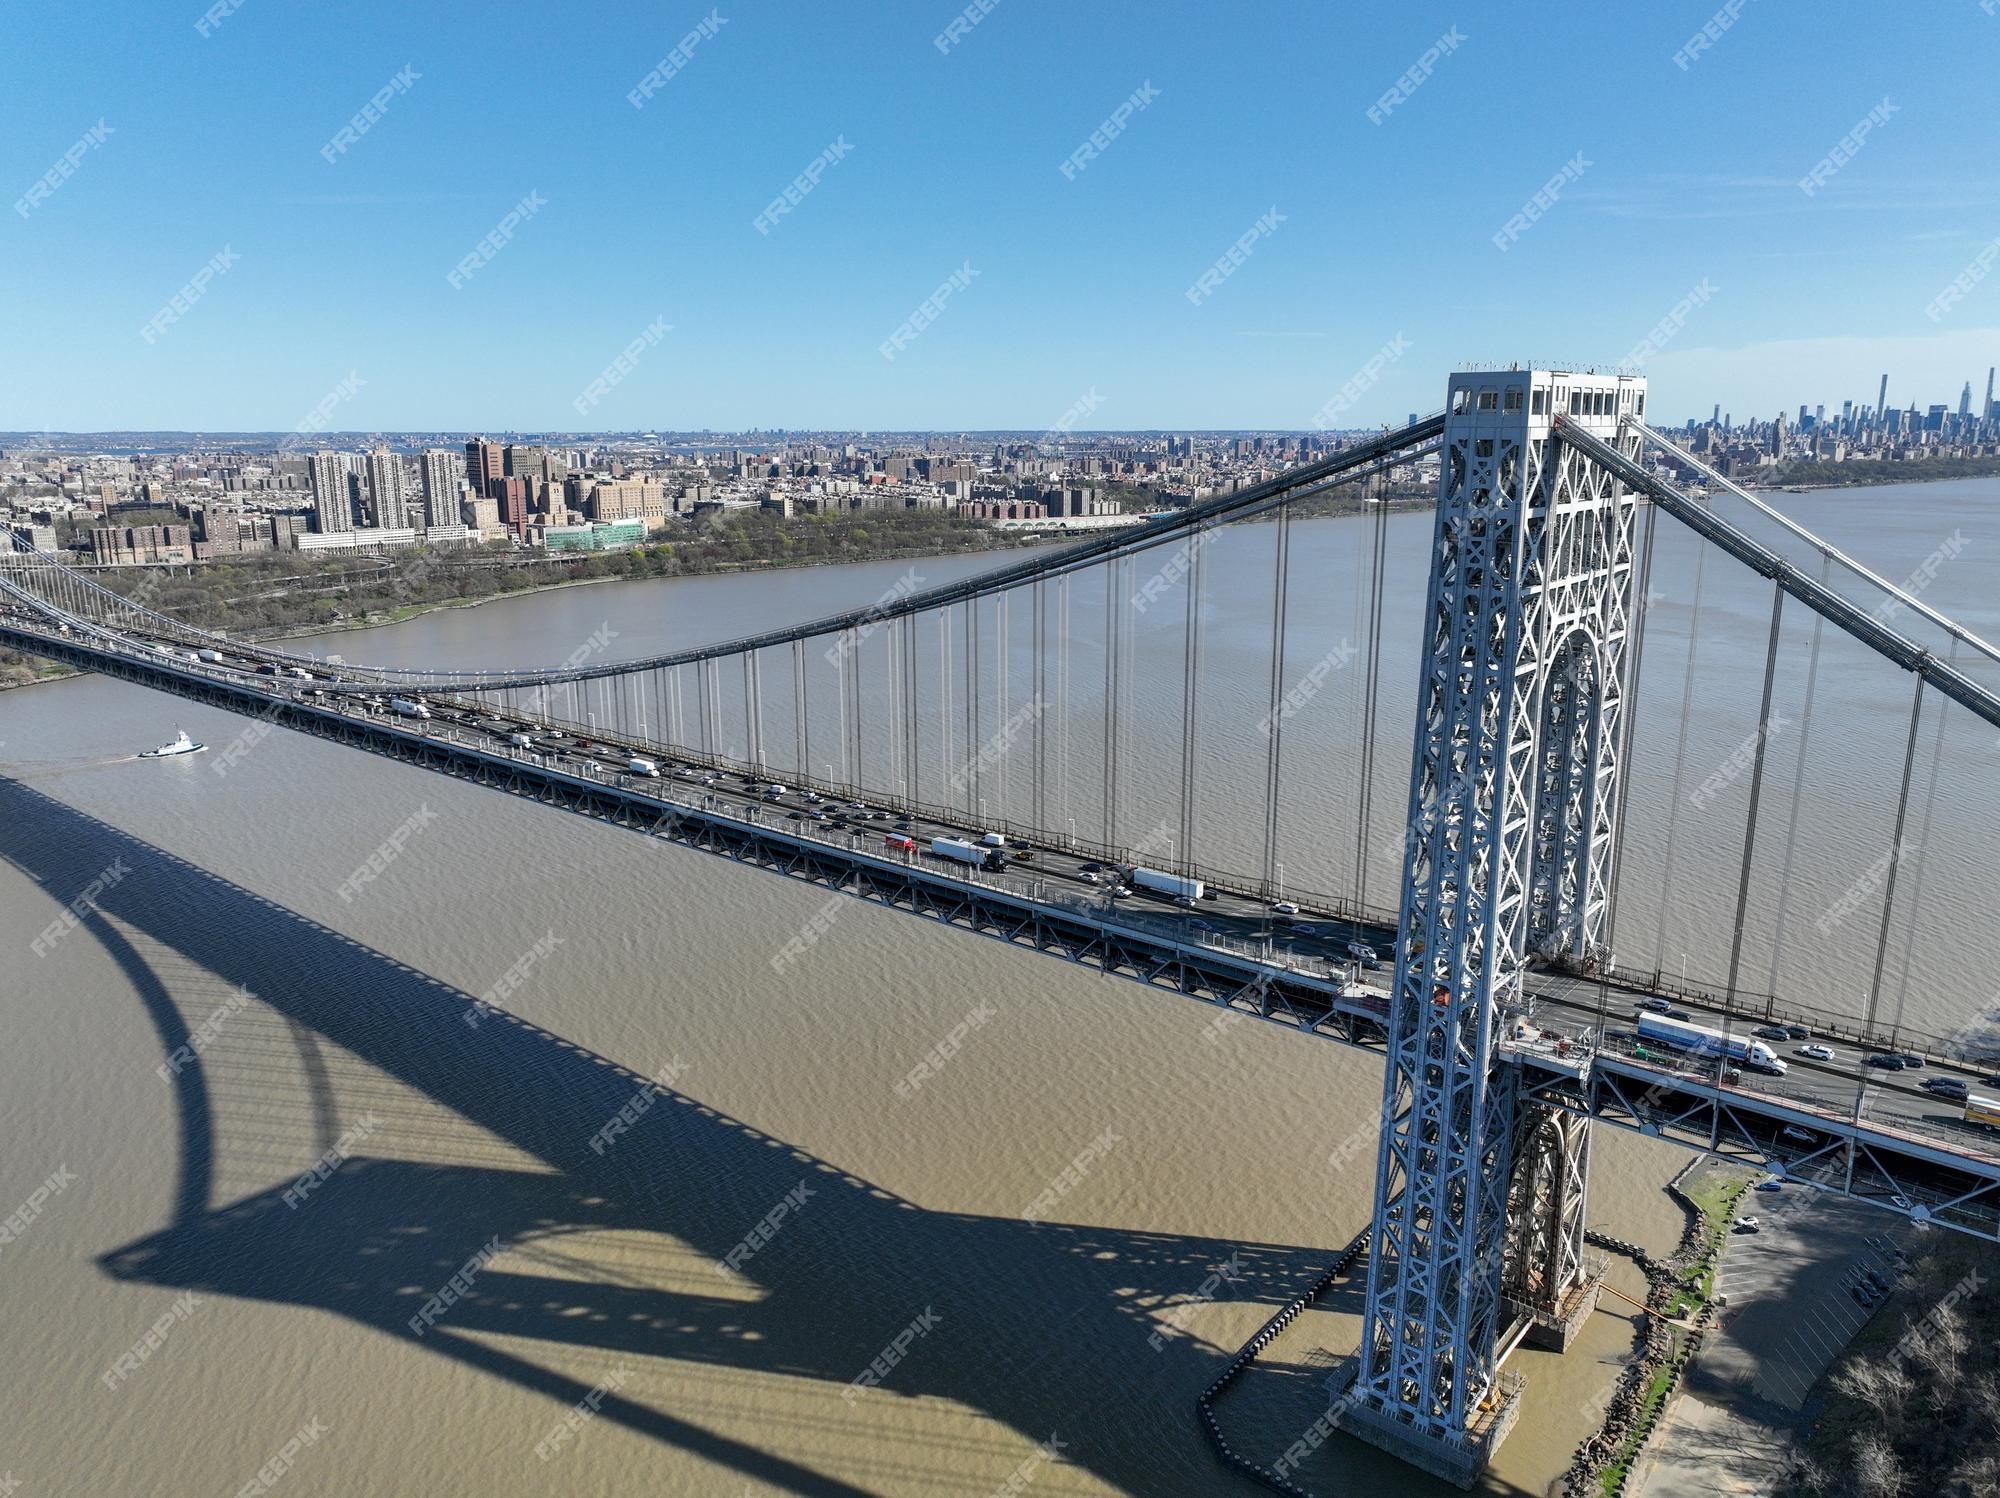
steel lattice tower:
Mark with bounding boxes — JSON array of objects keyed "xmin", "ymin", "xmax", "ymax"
[{"xmin": 1345, "ymin": 370, "xmax": 1645, "ymax": 1486}]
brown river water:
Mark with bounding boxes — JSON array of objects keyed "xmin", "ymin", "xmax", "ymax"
[{"xmin": 2, "ymin": 484, "xmax": 1994, "ymax": 1496}]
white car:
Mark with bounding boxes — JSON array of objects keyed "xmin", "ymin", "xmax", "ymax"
[
  {"xmin": 1796, "ymin": 1044, "xmax": 1834, "ymax": 1061},
  {"xmin": 1079, "ymin": 871, "xmax": 1100, "ymax": 884},
  {"xmin": 1271, "ymin": 900, "xmax": 1299, "ymax": 915},
  {"xmin": 1733, "ymin": 1216, "xmax": 1760, "ymax": 1233},
  {"xmin": 1111, "ymin": 886, "xmax": 1132, "ymax": 899}
]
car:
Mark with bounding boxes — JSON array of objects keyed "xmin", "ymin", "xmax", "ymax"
[
  {"xmin": 1290, "ymin": 924, "xmax": 1318, "ymax": 938},
  {"xmin": 1890, "ymin": 1194, "xmax": 1914, "ymax": 1212},
  {"xmin": 1667, "ymin": 1009, "xmax": 1693, "ymax": 1022},
  {"xmin": 1983, "ymin": 1074, "xmax": 2000, "ymax": 1088},
  {"xmin": 1795, "ymin": 1044, "xmax": 1834, "ymax": 1061},
  {"xmin": 1111, "ymin": 886, "xmax": 1133, "ymax": 899},
  {"xmin": 1272, "ymin": 900, "xmax": 1299, "ymax": 915},
  {"xmin": 811, "ymin": 810, "xmax": 828, "ymax": 821},
  {"xmin": 1189, "ymin": 919, "xmax": 1214, "ymax": 932},
  {"xmin": 1202, "ymin": 889, "xmax": 1220, "ymax": 900},
  {"xmin": 1780, "ymin": 1125, "xmax": 1818, "ymax": 1144},
  {"xmin": 1013, "ymin": 849, "xmax": 1035, "ymax": 861},
  {"xmin": 1079, "ymin": 871, "xmax": 1100, "ymax": 884},
  {"xmin": 1080, "ymin": 862, "xmax": 1102, "ymax": 873},
  {"xmin": 1866, "ymin": 1054, "xmax": 1907, "ymax": 1071},
  {"xmin": 1851, "ymin": 1285, "xmax": 1879, "ymax": 1307},
  {"xmin": 1638, "ymin": 998, "xmax": 1673, "ymax": 1014},
  {"xmin": 1753, "ymin": 1025, "xmax": 1790, "ymax": 1041},
  {"xmin": 1755, "ymin": 1179, "xmax": 1783, "ymax": 1193},
  {"xmin": 786, "ymin": 810, "xmax": 805, "ymax": 821},
  {"xmin": 1922, "ymin": 1076, "xmax": 1969, "ymax": 1099},
  {"xmin": 1898, "ymin": 1053, "xmax": 1925, "ymax": 1069},
  {"xmin": 1734, "ymin": 1216, "xmax": 1761, "ymax": 1233}
]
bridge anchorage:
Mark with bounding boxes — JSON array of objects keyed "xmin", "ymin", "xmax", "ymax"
[{"xmin": 1337, "ymin": 370, "xmax": 1646, "ymax": 1487}]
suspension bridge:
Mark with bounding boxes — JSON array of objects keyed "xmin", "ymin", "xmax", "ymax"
[{"xmin": 7, "ymin": 368, "xmax": 1999, "ymax": 1486}]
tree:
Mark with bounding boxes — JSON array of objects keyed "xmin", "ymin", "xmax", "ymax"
[{"xmin": 1851, "ymin": 1433, "xmax": 1903, "ymax": 1498}]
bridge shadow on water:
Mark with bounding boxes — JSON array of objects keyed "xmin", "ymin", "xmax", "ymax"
[{"xmin": 1, "ymin": 777, "xmax": 1425, "ymax": 1498}]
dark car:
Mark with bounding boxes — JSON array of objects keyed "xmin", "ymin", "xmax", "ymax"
[
  {"xmin": 1667, "ymin": 1010, "xmax": 1693, "ymax": 1022},
  {"xmin": 1753, "ymin": 1025, "xmax": 1790, "ymax": 1042},
  {"xmin": 1922, "ymin": 1076, "xmax": 1969, "ymax": 1099},
  {"xmin": 1783, "ymin": 1025, "xmax": 1812, "ymax": 1040},
  {"xmin": 1898, "ymin": 1053, "xmax": 1925, "ymax": 1069},
  {"xmin": 1866, "ymin": 1054, "xmax": 1907, "ymax": 1071}
]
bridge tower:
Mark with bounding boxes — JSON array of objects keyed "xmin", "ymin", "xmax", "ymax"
[{"xmin": 1342, "ymin": 369, "xmax": 1647, "ymax": 1486}]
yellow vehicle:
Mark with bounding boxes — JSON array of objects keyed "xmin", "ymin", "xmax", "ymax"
[{"xmin": 1965, "ymin": 1096, "xmax": 2000, "ymax": 1130}]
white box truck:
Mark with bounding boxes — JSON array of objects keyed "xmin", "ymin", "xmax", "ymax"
[
  {"xmin": 1132, "ymin": 867, "xmax": 1203, "ymax": 901},
  {"xmin": 628, "ymin": 757, "xmax": 660, "ymax": 776},
  {"xmin": 932, "ymin": 837, "xmax": 1006, "ymax": 871}
]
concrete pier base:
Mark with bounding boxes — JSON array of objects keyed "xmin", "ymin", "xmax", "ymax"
[
  {"xmin": 1507, "ymin": 1262, "xmax": 1606, "ymax": 1354},
  {"xmin": 1326, "ymin": 1356, "xmax": 1523, "ymax": 1492}
]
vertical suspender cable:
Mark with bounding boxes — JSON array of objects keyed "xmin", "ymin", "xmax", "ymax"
[
  {"xmin": 1855, "ymin": 679, "xmax": 1929, "ymax": 1117},
  {"xmin": 1719, "ymin": 587, "xmax": 1786, "ymax": 1052},
  {"xmin": 1060, "ymin": 574, "xmax": 1072, "ymax": 845},
  {"xmin": 793, "ymin": 639, "xmax": 808, "ymax": 781},
  {"xmin": 965, "ymin": 599, "xmax": 979, "ymax": 814},
  {"xmin": 1103, "ymin": 560, "xmax": 1121, "ymax": 849},
  {"xmin": 1651, "ymin": 537, "xmax": 1711, "ymax": 976},
  {"xmin": 1354, "ymin": 474, "xmax": 1390, "ymax": 910},
  {"xmin": 904, "ymin": 614, "xmax": 920, "ymax": 808},
  {"xmin": 1764, "ymin": 557, "xmax": 1832, "ymax": 999},
  {"xmin": 998, "ymin": 590, "xmax": 1010, "ymax": 822},
  {"xmin": 1263, "ymin": 505, "xmax": 1293, "ymax": 895},
  {"xmin": 1179, "ymin": 526, "xmax": 1204, "ymax": 875},
  {"xmin": 1890, "ymin": 639, "xmax": 1955, "ymax": 1025},
  {"xmin": 1034, "ymin": 576, "xmax": 1048, "ymax": 834},
  {"xmin": 1597, "ymin": 495, "xmax": 1659, "ymax": 1025}
]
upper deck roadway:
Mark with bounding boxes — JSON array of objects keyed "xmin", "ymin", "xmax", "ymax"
[{"xmin": 7, "ymin": 602, "xmax": 1998, "ymax": 1242}]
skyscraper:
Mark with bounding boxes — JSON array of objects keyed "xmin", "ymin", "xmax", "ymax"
[
  {"xmin": 1960, "ymin": 382, "xmax": 1974, "ymax": 419},
  {"xmin": 1877, "ymin": 373, "xmax": 1889, "ymax": 421},
  {"xmin": 419, "ymin": 449, "xmax": 465, "ymax": 528},
  {"xmin": 307, "ymin": 452, "xmax": 354, "ymax": 534},
  {"xmin": 465, "ymin": 438, "xmax": 505, "ymax": 499},
  {"xmin": 364, "ymin": 448, "xmax": 409, "ymax": 529}
]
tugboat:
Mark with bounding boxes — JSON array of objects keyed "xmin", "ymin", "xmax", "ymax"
[{"xmin": 139, "ymin": 728, "xmax": 207, "ymax": 759}]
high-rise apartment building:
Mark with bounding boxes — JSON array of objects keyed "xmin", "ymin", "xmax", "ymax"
[
  {"xmin": 307, "ymin": 452, "xmax": 354, "ymax": 533},
  {"xmin": 364, "ymin": 448, "xmax": 409, "ymax": 529},
  {"xmin": 419, "ymin": 449, "xmax": 465, "ymax": 528}
]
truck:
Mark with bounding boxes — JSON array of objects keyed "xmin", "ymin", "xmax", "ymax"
[
  {"xmin": 1966, "ymin": 1096, "xmax": 2000, "ymax": 1130},
  {"xmin": 931, "ymin": 837, "xmax": 1006, "ymax": 872},
  {"xmin": 1635, "ymin": 1012, "xmax": 1787, "ymax": 1075},
  {"xmin": 1131, "ymin": 867, "xmax": 1203, "ymax": 902},
  {"xmin": 884, "ymin": 835, "xmax": 917, "ymax": 853},
  {"xmin": 195, "ymin": 648, "xmax": 223, "ymax": 664},
  {"xmin": 978, "ymin": 832, "xmax": 1007, "ymax": 848},
  {"xmin": 389, "ymin": 697, "xmax": 431, "ymax": 720},
  {"xmin": 627, "ymin": 757, "xmax": 660, "ymax": 776}
]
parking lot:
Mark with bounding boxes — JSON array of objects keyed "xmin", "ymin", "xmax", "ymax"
[{"xmin": 1705, "ymin": 1181, "xmax": 1915, "ymax": 1409}]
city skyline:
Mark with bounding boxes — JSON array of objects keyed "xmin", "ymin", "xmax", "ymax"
[{"xmin": 8, "ymin": 1, "xmax": 2000, "ymax": 430}]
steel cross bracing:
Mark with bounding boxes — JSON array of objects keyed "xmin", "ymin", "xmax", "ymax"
[{"xmin": 1353, "ymin": 371, "xmax": 1644, "ymax": 1473}]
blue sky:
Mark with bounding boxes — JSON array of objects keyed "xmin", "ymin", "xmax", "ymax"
[{"xmin": 6, "ymin": 0, "xmax": 1999, "ymax": 431}]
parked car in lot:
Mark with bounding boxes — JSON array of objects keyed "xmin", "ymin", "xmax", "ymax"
[
  {"xmin": 1734, "ymin": 1216, "xmax": 1761, "ymax": 1233},
  {"xmin": 1866, "ymin": 1054, "xmax": 1908, "ymax": 1071},
  {"xmin": 1795, "ymin": 1044, "xmax": 1834, "ymax": 1061},
  {"xmin": 1754, "ymin": 1179, "xmax": 1783, "ymax": 1193}
]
